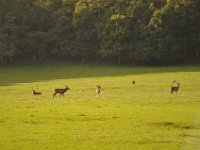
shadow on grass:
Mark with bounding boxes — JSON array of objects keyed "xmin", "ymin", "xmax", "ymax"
[
  {"xmin": 151, "ymin": 121, "xmax": 196, "ymax": 130},
  {"xmin": 0, "ymin": 63, "xmax": 200, "ymax": 87},
  {"xmin": 138, "ymin": 139, "xmax": 174, "ymax": 144}
]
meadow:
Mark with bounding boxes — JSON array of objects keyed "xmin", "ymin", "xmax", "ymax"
[{"xmin": 0, "ymin": 63, "xmax": 200, "ymax": 150}]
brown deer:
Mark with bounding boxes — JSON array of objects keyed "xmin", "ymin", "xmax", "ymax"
[
  {"xmin": 32, "ymin": 88, "xmax": 42, "ymax": 95},
  {"xmin": 132, "ymin": 80, "xmax": 135, "ymax": 85},
  {"xmin": 96, "ymin": 85, "xmax": 103, "ymax": 94},
  {"xmin": 53, "ymin": 85, "xmax": 70, "ymax": 98},
  {"xmin": 171, "ymin": 83, "xmax": 180, "ymax": 94}
]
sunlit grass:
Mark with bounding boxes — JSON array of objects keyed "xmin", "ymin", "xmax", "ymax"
[{"xmin": 0, "ymin": 63, "xmax": 200, "ymax": 150}]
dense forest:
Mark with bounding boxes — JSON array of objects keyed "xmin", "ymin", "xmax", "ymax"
[{"xmin": 0, "ymin": 0, "xmax": 199, "ymax": 65}]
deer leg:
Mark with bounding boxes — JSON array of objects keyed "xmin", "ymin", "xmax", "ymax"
[{"xmin": 53, "ymin": 93, "xmax": 55, "ymax": 98}]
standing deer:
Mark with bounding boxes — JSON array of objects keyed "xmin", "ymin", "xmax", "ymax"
[
  {"xmin": 96, "ymin": 85, "xmax": 103, "ymax": 94},
  {"xmin": 171, "ymin": 83, "xmax": 180, "ymax": 94},
  {"xmin": 53, "ymin": 85, "xmax": 70, "ymax": 98},
  {"xmin": 32, "ymin": 88, "xmax": 42, "ymax": 95}
]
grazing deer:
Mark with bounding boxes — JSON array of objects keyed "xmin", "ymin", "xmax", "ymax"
[
  {"xmin": 32, "ymin": 88, "xmax": 42, "ymax": 95},
  {"xmin": 96, "ymin": 85, "xmax": 103, "ymax": 94},
  {"xmin": 132, "ymin": 80, "xmax": 135, "ymax": 85},
  {"xmin": 53, "ymin": 85, "xmax": 70, "ymax": 98},
  {"xmin": 171, "ymin": 83, "xmax": 180, "ymax": 94}
]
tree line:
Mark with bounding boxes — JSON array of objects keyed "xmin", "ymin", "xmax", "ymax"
[{"xmin": 0, "ymin": 0, "xmax": 199, "ymax": 65}]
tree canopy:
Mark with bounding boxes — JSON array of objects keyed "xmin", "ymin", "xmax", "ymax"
[{"xmin": 0, "ymin": 0, "xmax": 199, "ymax": 65}]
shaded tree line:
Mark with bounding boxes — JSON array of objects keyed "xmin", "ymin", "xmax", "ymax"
[{"xmin": 0, "ymin": 0, "xmax": 199, "ymax": 65}]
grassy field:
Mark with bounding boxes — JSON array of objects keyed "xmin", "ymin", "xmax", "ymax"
[{"xmin": 0, "ymin": 63, "xmax": 200, "ymax": 150}]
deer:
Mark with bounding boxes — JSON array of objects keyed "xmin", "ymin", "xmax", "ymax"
[
  {"xmin": 32, "ymin": 88, "xmax": 42, "ymax": 95},
  {"xmin": 53, "ymin": 85, "xmax": 70, "ymax": 98},
  {"xmin": 171, "ymin": 83, "xmax": 180, "ymax": 94},
  {"xmin": 132, "ymin": 80, "xmax": 135, "ymax": 85},
  {"xmin": 96, "ymin": 85, "xmax": 103, "ymax": 94}
]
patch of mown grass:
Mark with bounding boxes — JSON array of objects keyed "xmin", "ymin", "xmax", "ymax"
[{"xmin": 0, "ymin": 64, "xmax": 200, "ymax": 150}]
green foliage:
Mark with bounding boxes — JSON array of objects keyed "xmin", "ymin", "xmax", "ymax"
[
  {"xmin": 73, "ymin": 1, "xmax": 99, "ymax": 62},
  {"xmin": 0, "ymin": 0, "xmax": 199, "ymax": 64},
  {"xmin": 100, "ymin": 12, "xmax": 128, "ymax": 64}
]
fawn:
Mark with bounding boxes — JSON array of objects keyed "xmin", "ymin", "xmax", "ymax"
[
  {"xmin": 96, "ymin": 85, "xmax": 103, "ymax": 94},
  {"xmin": 171, "ymin": 83, "xmax": 180, "ymax": 94}
]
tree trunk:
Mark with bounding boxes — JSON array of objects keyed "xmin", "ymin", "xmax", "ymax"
[
  {"xmin": 3, "ymin": 57, "xmax": 6, "ymax": 64},
  {"xmin": 196, "ymin": 49, "xmax": 199, "ymax": 58},
  {"xmin": 10, "ymin": 55, "xmax": 13, "ymax": 64},
  {"xmin": 82, "ymin": 57, "xmax": 85, "ymax": 63},
  {"xmin": 98, "ymin": 3, "xmax": 101, "ymax": 20},
  {"xmin": 62, "ymin": 55, "xmax": 65, "ymax": 61},
  {"xmin": 182, "ymin": 35, "xmax": 186, "ymax": 57},
  {"xmin": 98, "ymin": 5, "xmax": 101, "ymax": 35},
  {"xmin": 1, "ymin": 57, "xmax": 3, "ymax": 65},
  {"xmin": 33, "ymin": 54, "xmax": 36, "ymax": 64},
  {"xmin": 118, "ymin": 54, "xmax": 121, "ymax": 65}
]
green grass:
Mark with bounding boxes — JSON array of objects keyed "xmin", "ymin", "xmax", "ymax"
[{"xmin": 0, "ymin": 63, "xmax": 200, "ymax": 150}]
